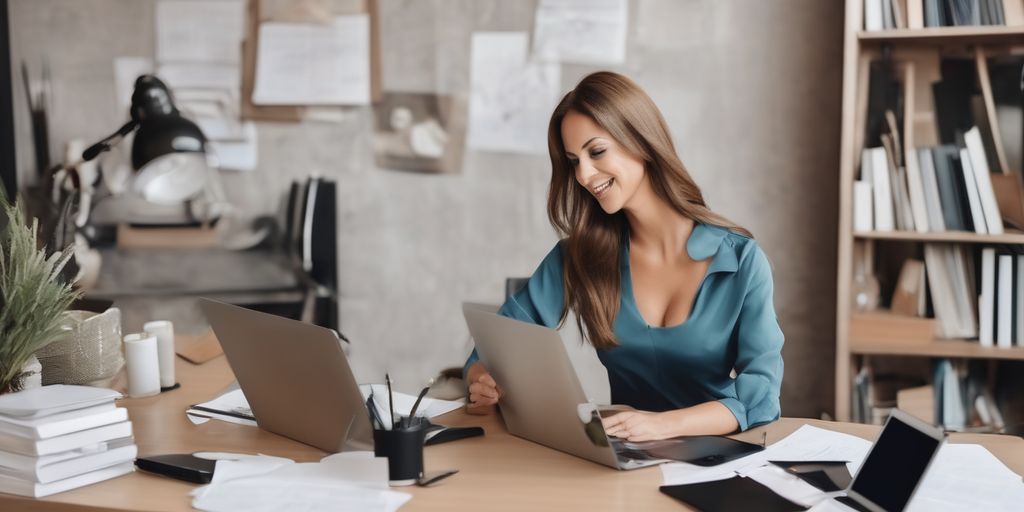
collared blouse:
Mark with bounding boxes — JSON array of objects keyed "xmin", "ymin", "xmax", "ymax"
[{"xmin": 464, "ymin": 223, "xmax": 785, "ymax": 431}]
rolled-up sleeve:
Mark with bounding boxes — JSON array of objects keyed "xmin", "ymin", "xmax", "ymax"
[
  {"xmin": 718, "ymin": 245, "xmax": 784, "ymax": 431},
  {"xmin": 463, "ymin": 243, "xmax": 566, "ymax": 377}
]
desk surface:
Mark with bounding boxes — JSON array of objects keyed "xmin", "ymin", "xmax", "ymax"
[{"xmin": 4, "ymin": 355, "xmax": 1024, "ymax": 512}]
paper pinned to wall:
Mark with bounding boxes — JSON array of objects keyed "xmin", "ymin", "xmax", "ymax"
[
  {"xmin": 156, "ymin": 0, "xmax": 246, "ymax": 64},
  {"xmin": 467, "ymin": 32, "xmax": 560, "ymax": 155},
  {"xmin": 113, "ymin": 57, "xmax": 154, "ymax": 109},
  {"xmin": 209, "ymin": 122, "xmax": 259, "ymax": 172},
  {"xmin": 532, "ymin": 0, "xmax": 628, "ymax": 65},
  {"xmin": 252, "ymin": 15, "xmax": 371, "ymax": 106}
]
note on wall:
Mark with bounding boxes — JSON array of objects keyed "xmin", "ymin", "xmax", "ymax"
[
  {"xmin": 467, "ymin": 32, "xmax": 561, "ymax": 155},
  {"xmin": 252, "ymin": 15, "xmax": 371, "ymax": 106},
  {"xmin": 532, "ymin": 0, "xmax": 628, "ymax": 65},
  {"xmin": 156, "ymin": 0, "xmax": 245, "ymax": 64}
]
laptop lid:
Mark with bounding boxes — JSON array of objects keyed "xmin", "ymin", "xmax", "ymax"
[
  {"xmin": 462, "ymin": 302, "xmax": 628, "ymax": 469},
  {"xmin": 844, "ymin": 409, "xmax": 946, "ymax": 512},
  {"xmin": 199, "ymin": 298, "xmax": 373, "ymax": 453}
]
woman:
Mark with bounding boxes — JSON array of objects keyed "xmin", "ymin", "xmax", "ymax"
[{"xmin": 464, "ymin": 71, "xmax": 783, "ymax": 441}]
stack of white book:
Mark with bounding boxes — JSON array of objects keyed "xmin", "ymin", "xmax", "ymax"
[{"xmin": 0, "ymin": 385, "xmax": 137, "ymax": 497}]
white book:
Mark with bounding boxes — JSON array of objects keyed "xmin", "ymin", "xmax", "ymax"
[
  {"xmin": 0, "ymin": 421, "xmax": 132, "ymax": 457},
  {"xmin": 0, "ymin": 461, "xmax": 133, "ymax": 498},
  {"xmin": 0, "ymin": 437, "xmax": 132, "ymax": 473},
  {"xmin": 0, "ymin": 385, "xmax": 120, "ymax": 420},
  {"xmin": 0, "ymin": 407, "xmax": 126, "ymax": 440},
  {"xmin": 0, "ymin": 444, "xmax": 136, "ymax": 484},
  {"xmin": 905, "ymin": 150, "xmax": 930, "ymax": 232},
  {"xmin": 965, "ymin": 127, "xmax": 1005, "ymax": 235},
  {"xmin": 958, "ymin": 148, "xmax": 988, "ymax": 234},
  {"xmin": 866, "ymin": 0, "xmax": 885, "ymax": 30},
  {"xmin": 918, "ymin": 148, "xmax": 946, "ymax": 232},
  {"xmin": 925, "ymin": 246, "xmax": 961, "ymax": 338},
  {"xmin": 942, "ymin": 360, "xmax": 966, "ymax": 430},
  {"xmin": 949, "ymin": 247, "xmax": 978, "ymax": 337},
  {"xmin": 882, "ymin": 0, "xmax": 896, "ymax": 28},
  {"xmin": 854, "ymin": 181, "xmax": 874, "ymax": 231},
  {"xmin": 869, "ymin": 148, "xmax": 895, "ymax": 231},
  {"xmin": 998, "ymin": 254, "xmax": 1014, "ymax": 348},
  {"xmin": 980, "ymin": 248, "xmax": 996, "ymax": 347},
  {"xmin": 1017, "ymin": 255, "xmax": 1024, "ymax": 347}
]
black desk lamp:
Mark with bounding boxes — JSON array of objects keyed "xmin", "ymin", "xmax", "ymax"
[{"xmin": 79, "ymin": 74, "xmax": 210, "ymax": 205}]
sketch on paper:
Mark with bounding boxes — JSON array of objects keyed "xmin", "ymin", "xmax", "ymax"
[
  {"xmin": 373, "ymin": 92, "xmax": 465, "ymax": 174},
  {"xmin": 532, "ymin": 0, "xmax": 628, "ymax": 65},
  {"xmin": 467, "ymin": 32, "xmax": 560, "ymax": 155}
]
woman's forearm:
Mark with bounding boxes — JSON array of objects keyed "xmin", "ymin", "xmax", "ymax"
[{"xmin": 663, "ymin": 401, "xmax": 739, "ymax": 436}]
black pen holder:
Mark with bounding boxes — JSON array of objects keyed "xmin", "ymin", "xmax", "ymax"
[{"xmin": 373, "ymin": 420, "xmax": 428, "ymax": 486}]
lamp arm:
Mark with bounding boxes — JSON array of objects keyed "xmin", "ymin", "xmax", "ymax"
[{"xmin": 80, "ymin": 119, "xmax": 138, "ymax": 163}]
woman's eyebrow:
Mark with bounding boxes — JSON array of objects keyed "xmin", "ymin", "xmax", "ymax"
[{"xmin": 566, "ymin": 137, "xmax": 602, "ymax": 157}]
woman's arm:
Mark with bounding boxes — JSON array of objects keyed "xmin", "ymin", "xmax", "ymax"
[{"xmin": 601, "ymin": 401, "xmax": 739, "ymax": 441}]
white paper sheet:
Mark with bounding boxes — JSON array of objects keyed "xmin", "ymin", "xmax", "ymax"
[
  {"xmin": 186, "ymin": 389, "xmax": 257, "ymax": 427},
  {"xmin": 532, "ymin": 0, "xmax": 628, "ymax": 64},
  {"xmin": 156, "ymin": 0, "xmax": 245, "ymax": 64},
  {"xmin": 192, "ymin": 452, "xmax": 410, "ymax": 512},
  {"xmin": 906, "ymin": 443, "xmax": 1024, "ymax": 512},
  {"xmin": 113, "ymin": 57, "xmax": 154, "ymax": 109},
  {"xmin": 209, "ymin": 122, "xmax": 258, "ymax": 172},
  {"xmin": 252, "ymin": 15, "xmax": 371, "ymax": 106},
  {"xmin": 467, "ymin": 32, "xmax": 560, "ymax": 155},
  {"xmin": 661, "ymin": 425, "xmax": 873, "ymax": 486},
  {"xmin": 359, "ymin": 384, "xmax": 464, "ymax": 429}
]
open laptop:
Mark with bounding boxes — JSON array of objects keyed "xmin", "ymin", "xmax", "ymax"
[
  {"xmin": 830, "ymin": 409, "xmax": 946, "ymax": 512},
  {"xmin": 462, "ymin": 302, "xmax": 671, "ymax": 470},
  {"xmin": 199, "ymin": 298, "xmax": 373, "ymax": 453}
]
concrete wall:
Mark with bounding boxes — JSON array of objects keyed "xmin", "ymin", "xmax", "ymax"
[{"xmin": 8, "ymin": 0, "xmax": 844, "ymax": 417}]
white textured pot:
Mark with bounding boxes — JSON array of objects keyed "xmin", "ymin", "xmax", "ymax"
[{"xmin": 18, "ymin": 355, "xmax": 43, "ymax": 390}]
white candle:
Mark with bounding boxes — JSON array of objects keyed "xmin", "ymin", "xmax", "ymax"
[
  {"xmin": 123, "ymin": 333, "xmax": 160, "ymax": 398},
  {"xmin": 144, "ymin": 320, "xmax": 176, "ymax": 388}
]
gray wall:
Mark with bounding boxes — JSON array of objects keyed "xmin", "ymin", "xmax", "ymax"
[{"xmin": 9, "ymin": 0, "xmax": 843, "ymax": 417}]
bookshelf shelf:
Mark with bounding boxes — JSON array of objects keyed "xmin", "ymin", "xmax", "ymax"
[
  {"xmin": 853, "ymin": 230, "xmax": 1024, "ymax": 244},
  {"xmin": 850, "ymin": 338, "xmax": 1024, "ymax": 360},
  {"xmin": 859, "ymin": 26, "xmax": 1024, "ymax": 44}
]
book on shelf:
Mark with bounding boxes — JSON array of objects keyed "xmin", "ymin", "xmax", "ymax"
[
  {"xmin": 924, "ymin": 244, "xmax": 978, "ymax": 338},
  {"xmin": 958, "ymin": 147, "xmax": 988, "ymax": 234},
  {"xmin": 892, "ymin": 259, "xmax": 928, "ymax": 316},
  {"xmin": 850, "ymin": 309, "xmax": 936, "ymax": 342},
  {"xmin": 854, "ymin": 181, "xmax": 875, "ymax": 231}
]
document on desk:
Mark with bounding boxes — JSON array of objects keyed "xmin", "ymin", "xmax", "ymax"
[
  {"xmin": 192, "ymin": 451, "xmax": 411, "ymax": 512},
  {"xmin": 252, "ymin": 15, "xmax": 371, "ymax": 106},
  {"xmin": 359, "ymin": 384, "xmax": 464, "ymax": 424},
  {"xmin": 661, "ymin": 425, "xmax": 872, "ymax": 487},
  {"xmin": 185, "ymin": 389, "xmax": 257, "ymax": 427},
  {"xmin": 532, "ymin": 0, "xmax": 628, "ymax": 65},
  {"xmin": 466, "ymin": 32, "xmax": 560, "ymax": 155}
]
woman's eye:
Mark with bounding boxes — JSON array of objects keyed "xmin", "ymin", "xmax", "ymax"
[
  {"xmin": 590, "ymin": 149, "xmax": 605, "ymax": 158},
  {"xmin": 568, "ymin": 158, "xmax": 579, "ymax": 167}
]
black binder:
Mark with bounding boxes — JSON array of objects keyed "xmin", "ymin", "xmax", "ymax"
[{"xmin": 659, "ymin": 476, "xmax": 808, "ymax": 512}]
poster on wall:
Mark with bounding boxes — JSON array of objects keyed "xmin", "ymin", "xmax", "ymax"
[{"xmin": 372, "ymin": 92, "xmax": 465, "ymax": 174}]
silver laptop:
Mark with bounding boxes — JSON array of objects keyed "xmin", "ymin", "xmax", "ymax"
[
  {"xmin": 200, "ymin": 298, "xmax": 373, "ymax": 453},
  {"xmin": 462, "ymin": 302, "xmax": 665, "ymax": 470},
  {"xmin": 831, "ymin": 409, "xmax": 946, "ymax": 512}
]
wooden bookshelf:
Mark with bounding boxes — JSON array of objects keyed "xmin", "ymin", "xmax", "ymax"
[
  {"xmin": 850, "ymin": 338, "xmax": 1024, "ymax": 360},
  {"xmin": 859, "ymin": 25, "xmax": 1024, "ymax": 44},
  {"xmin": 853, "ymin": 230, "xmax": 1024, "ymax": 243},
  {"xmin": 836, "ymin": 1, "xmax": 1024, "ymax": 423}
]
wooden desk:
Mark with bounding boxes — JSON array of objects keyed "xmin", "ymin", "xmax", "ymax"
[{"xmin": 4, "ymin": 355, "xmax": 1024, "ymax": 511}]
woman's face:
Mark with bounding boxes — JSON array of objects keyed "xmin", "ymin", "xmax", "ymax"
[{"xmin": 560, "ymin": 110, "xmax": 646, "ymax": 214}]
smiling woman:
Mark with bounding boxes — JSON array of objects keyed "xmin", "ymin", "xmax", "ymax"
[{"xmin": 463, "ymin": 71, "xmax": 785, "ymax": 441}]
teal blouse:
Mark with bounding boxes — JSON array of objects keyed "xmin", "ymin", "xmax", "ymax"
[{"xmin": 464, "ymin": 223, "xmax": 784, "ymax": 431}]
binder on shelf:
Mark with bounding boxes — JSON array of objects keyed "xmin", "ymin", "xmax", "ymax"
[
  {"xmin": 980, "ymin": 247, "xmax": 996, "ymax": 347},
  {"xmin": 965, "ymin": 127, "xmax": 1005, "ymax": 234},
  {"xmin": 998, "ymin": 253, "xmax": 1014, "ymax": 347},
  {"xmin": 854, "ymin": 181, "xmax": 874, "ymax": 231}
]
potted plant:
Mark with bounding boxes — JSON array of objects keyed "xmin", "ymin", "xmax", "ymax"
[{"xmin": 0, "ymin": 191, "xmax": 79, "ymax": 394}]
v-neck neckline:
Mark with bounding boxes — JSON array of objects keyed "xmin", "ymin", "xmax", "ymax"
[{"xmin": 622, "ymin": 225, "xmax": 716, "ymax": 331}]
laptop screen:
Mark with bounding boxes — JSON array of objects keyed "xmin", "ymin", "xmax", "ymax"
[{"xmin": 849, "ymin": 415, "xmax": 942, "ymax": 511}]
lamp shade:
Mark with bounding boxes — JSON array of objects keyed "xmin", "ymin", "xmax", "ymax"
[{"xmin": 127, "ymin": 76, "xmax": 211, "ymax": 205}]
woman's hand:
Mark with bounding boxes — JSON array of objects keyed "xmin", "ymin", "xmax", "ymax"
[
  {"xmin": 465, "ymin": 362, "xmax": 502, "ymax": 415},
  {"xmin": 601, "ymin": 410, "xmax": 680, "ymax": 441}
]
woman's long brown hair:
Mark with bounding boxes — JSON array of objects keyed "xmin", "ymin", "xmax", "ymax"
[{"xmin": 547, "ymin": 71, "xmax": 750, "ymax": 349}]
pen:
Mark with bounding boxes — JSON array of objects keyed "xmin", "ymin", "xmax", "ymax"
[
  {"xmin": 407, "ymin": 378, "xmax": 435, "ymax": 426},
  {"xmin": 365, "ymin": 390, "xmax": 382, "ymax": 429},
  {"xmin": 385, "ymin": 373, "xmax": 395, "ymax": 430}
]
